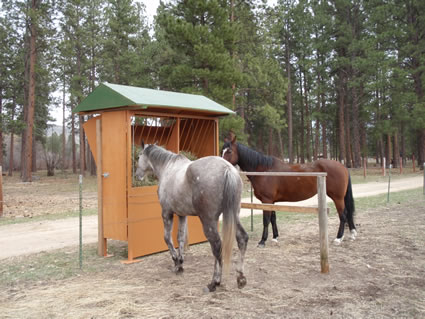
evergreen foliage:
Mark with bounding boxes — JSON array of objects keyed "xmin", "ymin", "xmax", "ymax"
[{"xmin": 0, "ymin": 0, "xmax": 424, "ymax": 175}]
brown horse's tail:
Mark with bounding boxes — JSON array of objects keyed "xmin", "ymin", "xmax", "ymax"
[
  {"xmin": 344, "ymin": 175, "xmax": 355, "ymax": 225},
  {"xmin": 221, "ymin": 167, "xmax": 242, "ymax": 274}
]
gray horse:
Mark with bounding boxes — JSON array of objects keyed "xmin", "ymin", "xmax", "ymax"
[{"xmin": 135, "ymin": 143, "xmax": 249, "ymax": 292}]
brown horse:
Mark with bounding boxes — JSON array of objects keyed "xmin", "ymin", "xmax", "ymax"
[{"xmin": 222, "ymin": 135, "xmax": 357, "ymax": 247}]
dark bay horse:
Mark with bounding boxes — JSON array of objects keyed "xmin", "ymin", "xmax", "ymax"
[
  {"xmin": 222, "ymin": 135, "xmax": 357, "ymax": 247},
  {"xmin": 135, "ymin": 143, "xmax": 249, "ymax": 292}
]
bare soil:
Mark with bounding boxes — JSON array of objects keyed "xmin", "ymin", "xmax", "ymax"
[
  {"xmin": 2, "ymin": 174, "xmax": 98, "ymax": 219},
  {"xmin": 0, "ymin": 172, "xmax": 424, "ymax": 318}
]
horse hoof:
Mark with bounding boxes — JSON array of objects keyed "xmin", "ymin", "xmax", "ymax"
[
  {"xmin": 257, "ymin": 242, "xmax": 265, "ymax": 248},
  {"xmin": 350, "ymin": 229, "xmax": 358, "ymax": 240},
  {"xmin": 206, "ymin": 283, "xmax": 217, "ymax": 292},
  {"xmin": 237, "ymin": 274, "xmax": 247, "ymax": 289},
  {"xmin": 333, "ymin": 237, "xmax": 343, "ymax": 245},
  {"xmin": 174, "ymin": 266, "xmax": 184, "ymax": 274}
]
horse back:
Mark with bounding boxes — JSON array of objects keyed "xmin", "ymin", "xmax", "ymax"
[
  {"xmin": 250, "ymin": 158, "xmax": 348, "ymax": 203},
  {"xmin": 186, "ymin": 156, "xmax": 241, "ymax": 215}
]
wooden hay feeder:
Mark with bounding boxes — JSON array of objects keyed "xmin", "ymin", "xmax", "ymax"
[{"xmin": 74, "ymin": 82, "xmax": 234, "ymax": 263}]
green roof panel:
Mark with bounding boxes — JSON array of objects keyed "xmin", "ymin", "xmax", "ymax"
[{"xmin": 73, "ymin": 82, "xmax": 234, "ymax": 115}]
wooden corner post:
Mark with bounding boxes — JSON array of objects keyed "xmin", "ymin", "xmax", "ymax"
[
  {"xmin": 96, "ymin": 119, "xmax": 106, "ymax": 256},
  {"xmin": 317, "ymin": 175, "xmax": 329, "ymax": 273}
]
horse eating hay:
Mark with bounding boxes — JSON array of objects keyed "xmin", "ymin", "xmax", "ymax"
[
  {"xmin": 135, "ymin": 143, "xmax": 249, "ymax": 292},
  {"xmin": 222, "ymin": 133, "xmax": 357, "ymax": 247}
]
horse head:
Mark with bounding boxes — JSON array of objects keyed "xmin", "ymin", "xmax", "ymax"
[
  {"xmin": 222, "ymin": 131, "xmax": 239, "ymax": 166},
  {"xmin": 135, "ymin": 141, "xmax": 153, "ymax": 180}
]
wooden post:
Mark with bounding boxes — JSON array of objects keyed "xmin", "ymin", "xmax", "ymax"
[
  {"xmin": 0, "ymin": 166, "xmax": 3, "ymax": 217},
  {"xmin": 317, "ymin": 175, "xmax": 329, "ymax": 273},
  {"xmin": 96, "ymin": 119, "xmax": 106, "ymax": 256},
  {"xmin": 399, "ymin": 157, "xmax": 402, "ymax": 174}
]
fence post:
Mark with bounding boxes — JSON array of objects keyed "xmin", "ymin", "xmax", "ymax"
[
  {"xmin": 96, "ymin": 119, "xmax": 106, "ymax": 256},
  {"xmin": 317, "ymin": 175, "xmax": 329, "ymax": 273},
  {"xmin": 79, "ymin": 174, "xmax": 83, "ymax": 269},
  {"xmin": 0, "ymin": 166, "xmax": 3, "ymax": 217}
]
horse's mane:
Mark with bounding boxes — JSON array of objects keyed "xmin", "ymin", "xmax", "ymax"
[
  {"xmin": 144, "ymin": 145, "xmax": 187, "ymax": 167},
  {"xmin": 236, "ymin": 143, "xmax": 274, "ymax": 171}
]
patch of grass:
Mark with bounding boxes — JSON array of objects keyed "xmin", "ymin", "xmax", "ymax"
[{"xmin": 0, "ymin": 241, "xmax": 128, "ymax": 287}]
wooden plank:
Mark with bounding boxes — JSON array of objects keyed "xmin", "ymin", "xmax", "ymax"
[
  {"xmin": 241, "ymin": 171, "xmax": 327, "ymax": 177},
  {"xmin": 317, "ymin": 176, "xmax": 329, "ymax": 273},
  {"xmin": 101, "ymin": 111, "xmax": 128, "ymax": 241},
  {"xmin": 241, "ymin": 202, "xmax": 319, "ymax": 214}
]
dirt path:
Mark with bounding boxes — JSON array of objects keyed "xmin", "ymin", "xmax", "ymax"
[
  {"xmin": 1, "ymin": 181, "xmax": 424, "ymax": 318},
  {"xmin": 0, "ymin": 176, "xmax": 423, "ymax": 260}
]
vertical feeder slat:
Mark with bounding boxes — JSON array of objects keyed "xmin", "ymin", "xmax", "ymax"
[{"xmin": 317, "ymin": 175, "xmax": 329, "ymax": 273}]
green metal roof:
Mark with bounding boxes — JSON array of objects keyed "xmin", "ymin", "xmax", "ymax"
[{"xmin": 73, "ymin": 82, "xmax": 234, "ymax": 115}]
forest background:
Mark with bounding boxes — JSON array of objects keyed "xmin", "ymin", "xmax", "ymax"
[{"xmin": 0, "ymin": 0, "xmax": 424, "ymax": 181}]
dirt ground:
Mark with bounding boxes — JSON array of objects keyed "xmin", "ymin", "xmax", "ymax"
[
  {"xmin": 1, "ymin": 194, "xmax": 424, "ymax": 318},
  {"xmin": 1, "ymin": 175, "xmax": 98, "ymax": 219}
]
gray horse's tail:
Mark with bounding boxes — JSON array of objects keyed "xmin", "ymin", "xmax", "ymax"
[{"xmin": 221, "ymin": 167, "xmax": 242, "ymax": 274}]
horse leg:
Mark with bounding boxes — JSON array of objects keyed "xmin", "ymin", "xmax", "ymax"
[
  {"xmin": 161, "ymin": 209, "xmax": 183, "ymax": 273},
  {"xmin": 258, "ymin": 210, "xmax": 271, "ymax": 248},
  {"xmin": 200, "ymin": 217, "xmax": 222, "ymax": 292},
  {"xmin": 334, "ymin": 202, "xmax": 347, "ymax": 245},
  {"xmin": 176, "ymin": 215, "xmax": 188, "ymax": 272},
  {"xmin": 347, "ymin": 217, "xmax": 358, "ymax": 240},
  {"xmin": 235, "ymin": 219, "xmax": 249, "ymax": 289},
  {"xmin": 271, "ymin": 211, "xmax": 279, "ymax": 243}
]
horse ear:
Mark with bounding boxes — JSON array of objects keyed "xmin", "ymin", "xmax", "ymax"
[
  {"xmin": 141, "ymin": 140, "xmax": 145, "ymax": 149},
  {"xmin": 229, "ymin": 131, "xmax": 236, "ymax": 144}
]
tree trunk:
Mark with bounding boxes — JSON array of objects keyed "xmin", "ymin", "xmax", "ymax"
[
  {"xmin": 22, "ymin": 1, "xmax": 37, "ymax": 182},
  {"xmin": 32, "ymin": 133, "xmax": 37, "ymax": 172},
  {"xmin": 418, "ymin": 130, "xmax": 425, "ymax": 170},
  {"xmin": 62, "ymin": 72, "xmax": 66, "ymax": 171},
  {"xmin": 386, "ymin": 134, "xmax": 392, "ymax": 167},
  {"xmin": 393, "ymin": 131, "xmax": 399, "ymax": 168},
  {"xmin": 314, "ymin": 120, "xmax": 319, "ymax": 161},
  {"xmin": 0, "ymin": 94, "xmax": 3, "ymax": 168},
  {"xmin": 268, "ymin": 127, "xmax": 273, "ymax": 156},
  {"xmin": 79, "ymin": 115, "xmax": 86, "ymax": 176},
  {"xmin": 277, "ymin": 129, "xmax": 284, "ymax": 160},
  {"xmin": 321, "ymin": 91, "xmax": 327, "ymax": 159},
  {"xmin": 345, "ymin": 100, "xmax": 352, "ymax": 168},
  {"xmin": 351, "ymin": 86, "xmax": 361, "ymax": 167},
  {"xmin": 71, "ymin": 113, "xmax": 77, "ymax": 173},
  {"xmin": 337, "ymin": 73, "xmax": 346, "ymax": 164},
  {"xmin": 299, "ymin": 73, "xmax": 305, "ymax": 164},
  {"xmin": 285, "ymin": 40, "xmax": 293, "ymax": 164},
  {"xmin": 303, "ymin": 70, "xmax": 311, "ymax": 162}
]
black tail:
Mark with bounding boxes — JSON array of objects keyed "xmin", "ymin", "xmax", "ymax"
[{"xmin": 344, "ymin": 175, "xmax": 355, "ymax": 228}]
